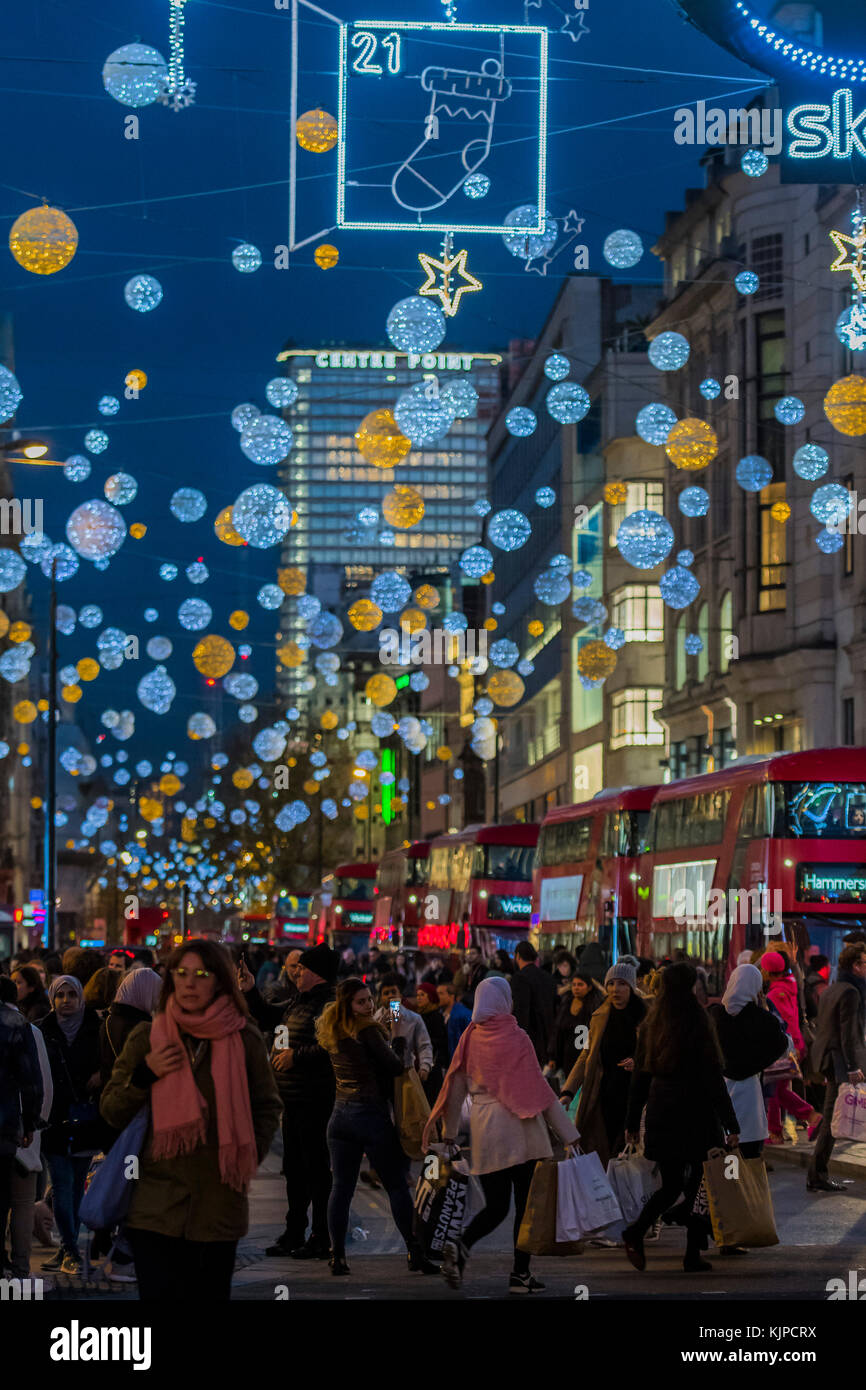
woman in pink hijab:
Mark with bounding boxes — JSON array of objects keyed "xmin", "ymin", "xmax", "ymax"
[{"xmin": 423, "ymin": 975, "xmax": 579, "ymax": 1295}]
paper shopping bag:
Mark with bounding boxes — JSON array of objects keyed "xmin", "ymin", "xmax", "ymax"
[
  {"xmin": 516, "ymin": 1157, "xmax": 585, "ymax": 1257},
  {"xmin": 606, "ymin": 1146, "xmax": 661, "ymax": 1225},
  {"xmin": 555, "ymin": 1151, "xmax": 622, "ymax": 1242},
  {"xmin": 702, "ymin": 1147, "xmax": 778, "ymax": 1249},
  {"xmin": 394, "ymin": 1067, "xmax": 431, "ymax": 1159},
  {"xmin": 831, "ymin": 1082, "xmax": 866, "ymax": 1141}
]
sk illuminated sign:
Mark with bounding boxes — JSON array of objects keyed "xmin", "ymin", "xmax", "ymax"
[{"xmin": 787, "ymin": 89, "xmax": 866, "ymax": 159}]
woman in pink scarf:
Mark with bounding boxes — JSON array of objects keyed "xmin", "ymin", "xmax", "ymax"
[{"xmin": 423, "ymin": 975, "xmax": 579, "ymax": 1295}]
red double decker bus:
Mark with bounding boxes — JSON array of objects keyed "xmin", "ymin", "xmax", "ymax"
[
  {"xmin": 307, "ymin": 861, "xmax": 378, "ymax": 950},
  {"xmin": 421, "ymin": 823, "xmax": 538, "ymax": 955},
  {"xmin": 530, "ymin": 786, "xmax": 659, "ymax": 971},
  {"xmin": 372, "ymin": 841, "xmax": 431, "ymax": 948},
  {"xmin": 636, "ymin": 749, "xmax": 866, "ymax": 986}
]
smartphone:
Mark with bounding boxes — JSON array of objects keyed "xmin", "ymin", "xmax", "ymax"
[{"xmin": 389, "ymin": 1000, "xmax": 401, "ymax": 1021}]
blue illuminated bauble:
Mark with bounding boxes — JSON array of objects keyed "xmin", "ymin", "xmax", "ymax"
[
  {"xmin": 488, "ymin": 509, "xmax": 531, "ymax": 551},
  {"xmin": 459, "ymin": 545, "xmax": 494, "ymax": 578},
  {"xmin": 535, "ymin": 486, "xmax": 555, "ymax": 508},
  {"xmin": 815, "ymin": 527, "xmax": 844, "ymax": 553},
  {"xmin": 98, "ymin": 396, "xmax": 119, "ymax": 416},
  {"xmin": 579, "ymin": 674, "xmax": 603, "ymax": 691},
  {"xmin": 63, "ymin": 454, "xmax": 90, "ymax": 482},
  {"xmin": 0, "ymin": 366, "xmax": 22, "ymax": 424},
  {"xmin": 615, "ymin": 509, "xmax": 675, "ymax": 568},
  {"xmin": 603, "ymin": 228, "xmax": 643, "ymax": 269},
  {"xmin": 265, "ymin": 377, "xmax": 298, "ymax": 409},
  {"xmin": 66, "ymin": 500, "xmax": 126, "ymax": 560},
  {"xmin": 835, "ymin": 302, "xmax": 866, "ymax": 351},
  {"xmin": 676, "ymin": 548, "xmax": 694, "ymax": 568},
  {"xmin": 104, "ymin": 472, "xmax": 137, "ymax": 505},
  {"xmin": 188, "ymin": 712, "xmax": 216, "ymax": 740},
  {"xmin": 735, "ymin": 271, "xmax": 759, "ymax": 295},
  {"xmin": 146, "ymin": 636, "xmax": 172, "ymax": 660},
  {"xmin": 489, "ymin": 639, "xmax": 519, "ymax": 668},
  {"xmin": 322, "ymin": 798, "xmax": 338, "ymax": 820},
  {"xmin": 546, "ymin": 382, "xmax": 590, "ymax": 424},
  {"xmin": 137, "ymin": 666, "xmax": 176, "ymax": 715},
  {"xmin": 225, "ymin": 673, "xmax": 258, "ymax": 700},
  {"xmin": 544, "ymin": 353, "xmax": 570, "ymax": 382},
  {"xmin": 240, "ymin": 414, "xmax": 293, "ymax": 465},
  {"xmin": 440, "ymin": 378, "xmax": 478, "ymax": 418},
  {"xmin": 741, "ymin": 149, "xmax": 768, "ymax": 177},
  {"xmin": 534, "ymin": 569, "xmax": 571, "ymax": 605},
  {"xmin": 0, "ymin": 552, "xmax": 25, "ymax": 594},
  {"xmin": 394, "ymin": 383, "xmax": 454, "ymax": 445},
  {"xmin": 410, "ymin": 671, "xmax": 429, "ymax": 692},
  {"xmin": 296, "ymin": 595, "xmax": 321, "ymax": 620},
  {"xmin": 660, "ymin": 565, "xmax": 701, "ymax": 609},
  {"xmin": 774, "ymin": 395, "xmax": 804, "ymax": 425},
  {"xmin": 502, "ymin": 205, "xmax": 558, "ymax": 260},
  {"xmin": 238, "ymin": 705, "xmax": 257, "ymax": 723},
  {"xmin": 358, "ymin": 506, "xmax": 378, "ymax": 527},
  {"xmin": 103, "ymin": 43, "xmax": 167, "ymax": 107},
  {"xmin": 144, "ymin": 607, "xmax": 157, "ymax": 622},
  {"xmin": 378, "ymin": 529, "xmax": 395, "ymax": 545},
  {"xmin": 309, "ymin": 612, "xmax": 343, "ymax": 648},
  {"xmin": 635, "ymin": 402, "xmax": 677, "ymax": 445},
  {"xmin": 492, "ymin": 602, "xmax": 505, "ymax": 615},
  {"xmin": 43, "ymin": 543, "xmax": 78, "ymax": 581},
  {"xmin": 603, "ymin": 627, "xmax": 625, "ymax": 650},
  {"xmin": 699, "ymin": 378, "xmax": 721, "ymax": 401},
  {"xmin": 648, "ymin": 332, "xmax": 690, "ymax": 371},
  {"xmin": 178, "ymin": 597, "xmax": 212, "ymax": 630},
  {"xmin": 505, "ymin": 407, "xmax": 537, "ymax": 437},
  {"xmin": 573, "ymin": 596, "xmax": 607, "ymax": 624},
  {"xmin": 20, "ymin": 532, "xmax": 50, "ymax": 566},
  {"xmin": 253, "ymin": 728, "xmax": 286, "ymax": 763},
  {"xmin": 678, "ymin": 485, "xmax": 710, "ymax": 517},
  {"xmin": 386, "ymin": 296, "xmax": 446, "ymax": 353},
  {"xmin": 371, "ymin": 570, "xmax": 411, "ymax": 613},
  {"xmin": 79, "ymin": 604, "xmax": 102, "ymax": 628},
  {"xmin": 84, "ymin": 430, "xmax": 108, "ymax": 454},
  {"xmin": 232, "ymin": 484, "xmax": 292, "ymax": 547},
  {"xmin": 684, "ymin": 633, "xmax": 704, "ymax": 655},
  {"xmin": 792, "ymin": 444, "xmax": 829, "ymax": 481},
  {"xmin": 232, "ymin": 243, "xmax": 262, "ymax": 273},
  {"xmin": 186, "ymin": 561, "xmax": 208, "ymax": 584},
  {"xmin": 811, "ymin": 483, "xmax": 850, "ymax": 526},
  {"xmin": 356, "ymin": 749, "xmax": 377, "ymax": 771},
  {"xmin": 257, "ymin": 583, "xmax": 284, "ymax": 610},
  {"xmin": 231, "ymin": 403, "xmax": 259, "ymax": 432},
  {"xmin": 463, "ymin": 172, "xmax": 490, "ymax": 199},
  {"xmin": 736, "ymin": 454, "xmax": 773, "ymax": 492},
  {"xmin": 159, "ymin": 562, "xmax": 178, "ymax": 581},
  {"xmin": 472, "ymin": 498, "xmax": 491, "ymax": 517},
  {"xmin": 170, "ymin": 487, "xmax": 207, "ymax": 522},
  {"xmin": 371, "ymin": 711, "xmax": 394, "ymax": 737},
  {"xmin": 0, "ymin": 647, "xmax": 29, "ymax": 681},
  {"xmin": 124, "ymin": 274, "xmax": 163, "ymax": 312},
  {"xmin": 443, "ymin": 611, "xmax": 468, "ymax": 632},
  {"xmin": 573, "ymin": 568, "xmax": 592, "ymax": 588}
]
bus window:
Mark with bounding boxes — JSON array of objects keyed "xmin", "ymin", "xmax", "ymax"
[
  {"xmin": 535, "ymin": 818, "xmax": 593, "ymax": 868},
  {"xmin": 774, "ymin": 781, "xmax": 866, "ymax": 838},
  {"xmin": 600, "ymin": 810, "xmax": 650, "ymax": 857},
  {"xmin": 337, "ymin": 876, "xmax": 375, "ymax": 901},
  {"xmin": 429, "ymin": 847, "xmax": 450, "ymax": 889},
  {"xmin": 649, "ymin": 790, "xmax": 731, "ymax": 851},
  {"xmin": 626, "ymin": 809, "xmax": 650, "ymax": 856},
  {"xmin": 485, "ymin": 844, "xmax": 535, "ymax": 881}
]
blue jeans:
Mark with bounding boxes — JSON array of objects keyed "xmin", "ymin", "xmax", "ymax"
[
  {"xmin": 46, "ymin": 1153, "xmax": 90, "ymax": 1254},
  {"xmin": 326, "ymin": 1099, "xmax": 415, "ymax": 1257}
]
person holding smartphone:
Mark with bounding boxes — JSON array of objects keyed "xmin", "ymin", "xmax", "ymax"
[{"xmin": 374, "ymin": 974, "xmax": 433, "ymax": 1083}]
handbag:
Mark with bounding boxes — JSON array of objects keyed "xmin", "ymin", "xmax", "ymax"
[
  {"xmin": 831, "ymin": 1082, "xmax": 866, "ymax": 1141},
  {"xmin": 555, "ymin": 1150, "xmax": 622, "ymax": 1242},
  {"xmin": 79, "ymin": 1106, "xmax": 149, "ymax": 1231},
  {"xmin": 516, "ymin": 1154, "xmax": 584, "ymax": 1256},
  {"xmin": 394, "ymin": 1067, "xmax": 431, "ymax": 1159},
  {"xmin": 606, "ymin": 1144, "xmax": 661, "ymax": 1225},
  {"xmin": 763, "ymin": 1032, "xmax": 801, "ymax": 1083},
  {"xmin": 702, "ymin": 1147, "xmax": 779, "ymax": 1248}
]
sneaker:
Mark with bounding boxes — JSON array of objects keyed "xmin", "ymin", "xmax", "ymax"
[
  {"xmin": 105, "ymin": 1262, "xmax": 137, "ymax": 1284},
  {"xmin": 508, "ymin": 1272, "xmax": 545, "ymax": 1294},
  {"xmin": 41, "ymin": 1249, "xmax": 65, "ymax": 1272},
  {"xmin": 60, "ymin": 1252, "xmax": 82, "ymax": 1275},
  {"xmin": 441, "ymin": 1238, "xmax": 468, "ymax": 1290}
]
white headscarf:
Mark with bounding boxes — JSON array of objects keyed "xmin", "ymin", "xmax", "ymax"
[
  {"xmin": 722, "ymin": 963, "xmax": 763, "ymax": 1016},
  {"xmin": 470, "ymin": 974, "xmax": 512, "ymax": 1023},
  {"xmin": 114, "ymin": 967, "xmax": 162, "ymax": 1015}
]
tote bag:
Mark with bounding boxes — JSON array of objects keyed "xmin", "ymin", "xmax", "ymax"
[
  {"xmin": 831, "ymin": 1082, "xmax": 866, "ymax": 1141},
  {"xmin": 79, "ymin": 1107, "xmax": 149, "ymax": 1232},
  {"xmin": 702, "ymin": 1147, "xmax": 779, "ymax": 1248},
  {"xmin": 516, "ymin": 1156, "xmax": 585, "ymax": 1257},
  {"xmin": 555, "ymin": 1150, "xmax": 622, "ymax": 1243},
  {"xmin": 606, "ymin": 1145, "xmax": 661, "ymax": 1225},
  {"xmin": 394, "ymin": 1067, "xmax": 431, "ymax": 1159}
]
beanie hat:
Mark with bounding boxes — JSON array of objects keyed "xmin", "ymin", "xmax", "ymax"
[
  {"xmin": 299, "ymin": 943, "xmax": 339, "ymax": 984},
  {"xmin": 604, "ymin": 961, "xmax": 637, "ymax": 990},
  {"xmin": 760, "ymin": 950, "xmax": 787, "ymax": 975},
  {"xmin": 416, "ymin": 982, "xmax": 438, "ymax": 1005}
]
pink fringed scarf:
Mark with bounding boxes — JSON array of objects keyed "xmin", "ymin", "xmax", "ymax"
[{"xmin": 149, "ymin": 995, "xmax": 257, "ymax": 1193}]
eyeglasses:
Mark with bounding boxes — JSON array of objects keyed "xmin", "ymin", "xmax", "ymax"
[{"xmin": 171, "ymin": 967, "xmax": 213, "ymax": 980}]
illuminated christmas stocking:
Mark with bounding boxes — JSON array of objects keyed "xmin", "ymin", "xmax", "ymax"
[{"xmin": 391, "ymin": 59, "xmax": 512, "ymax": 214}]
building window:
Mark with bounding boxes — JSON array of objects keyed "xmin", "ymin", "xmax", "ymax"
[
  {"xmin": 610, "ymin": 688, "xmax": 665, "ymax": 749},
  {"xmin": 697, "ymin": 604, "xmax": 709, "ymax": 682},
  {"xmin": 572, "ymin": 634, "xmax": 603, "ymax": 733},
  {"xmin": 843, "ymin": 696, "xmax": 855, "ymax": 745},
  {"xmin": 675, "ymin": 615, "xmax": 687, "ymax": 690},
  {"xmin": 719, "ymin": 591, "xmax": 733, "ymax": 672},
  {"xmin": 758, "ymin": 482, "xmax": 787, "ymax": 611},
  {"xmin": 844, "ymin": 473, "xmax": 855, "ymax": 577},
  {"xmin": 751, "ymin": 232, "xmax": 783, "ymax": 301},
  {"xmin": 755, "ymin": 311, "xmax": 786, "ymax": 468},
  {"xmin": 610, "ymin": 584, "xmax": 664, "ymax": 642},
  {"xmin": 608, "ymin": 482, "xmax": 664, "ymax": 546}
]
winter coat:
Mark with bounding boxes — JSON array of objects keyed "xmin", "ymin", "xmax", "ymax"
[
  {"xmin": 626, "ymin": 1037, "xmax": 740, "ymax": 1164},
  {"xmin": 99, "ymin": 1018, "xmax": 281, "ymax": 1242},
  {"xmin": 445, "ymin": 1001, "xmax": 472, "ymax": 1057},
  {"xmin": 37, "ymin": 1008, "xmax": 105, "ymax": 1155},
  {"xmin": 766, "ymin": 976, "xmax": 805, "ymax": 1055},
  {"xmin": 511, "ymin": 962, "xmax": 558, "ymax": 1064},
  {"xmin": 416, "ymin": 1004, "xmax": 449, "ymax": 1072},
  {"xmin": 99, "ymin": 1001, "xmax": 153, "ymax": 1085},
  {"xmin": 548, "ymin": 986, "xmax": 605, "ymax": 1075},
  {"xmin": 560, "ymin": 997, "xmax": 646, "ymax": 1166},
  {"xmin": 326, "ymin": 1020, "xmax": 406, "ymax": 1105},
  {"xmin": 810, "ymin": 978, "xmax": 866, "ymax": 1081},
  {"xmin": 245, "ymin": 981, "xmax": 336, "ymax": 1105},
  {"xmin": 0, "ymin": 1002, "xmax": 42, "ymax": 1156},
  {"xmin": 707, "ymin": 1002, "xmax": 787, "ymax": 1082},
  {"xmin": 19, "ymin": 991, "xmax": 50, "ymax": 1024},
  {"xmin": 439, "ymin": 1070, "xmax": 579, "ymax": 1175}
]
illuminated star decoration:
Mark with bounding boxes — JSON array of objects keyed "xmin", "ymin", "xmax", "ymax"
[
  {"xmin": 417, "ymin": 241, "xmax": 482, "ymax": 317},
  {"xmin": 157, "ymin": 0, "xmax": 196, "ymax": 111},
  {"xmin": 829, "ymin": 222, "xmax": 866, "ymax": 295},
  {"xmin": 841, "ymin": 300, "xmax": 866, "ymax": 352},
  {"xmin": 524, "ymin": 210, "xmax": 585, "ymax": 277},
  {"xmin": 559, "ymin": 10, "xmax": 591, "ymax": 42}
]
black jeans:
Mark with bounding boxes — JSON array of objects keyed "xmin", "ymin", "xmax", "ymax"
[
  {"xmin": 462, "ymin": 1160, "xmax": 536, "ymax": 1276},
  {"xmin": 127, "ymin": 1228, "xmax": 237, "ymax": 1301},
  {"xmin": 326, "ymin": 1099, "xmax": 414, "ymax": 1258},
  {"xmin": 808, "ymin": 1070, "xmax": 840, "ymax": 1181},
  {"xmin": 628, "ymin": 1158, "xmax": 705, "ymax": 1261},
  {"xmin": 281, "ymin": 1094, "xmax": 334, "ymax": 1247}
]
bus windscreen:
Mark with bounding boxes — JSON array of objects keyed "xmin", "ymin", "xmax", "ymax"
[{"xmin": 776, "ymin": 782, "xmax": 866, "ymax": 838}]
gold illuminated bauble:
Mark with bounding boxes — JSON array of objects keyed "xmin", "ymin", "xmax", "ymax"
[
  {"xmin": 348, "ymin": 599, "xmax": 383, "ymax": 632},
  {"xmin": 383, "ymin": 484, "xmax": 424, "ymax": 528},
  {"xmin": 414, "ymin": 583, "xmax": 439, "ymax": 610},
  {"xmin": 528, "ymin": 619, "xmax": 544, "ymax": 637},
  {"xmin": 159, "ymin": 773, "xmax": 182, "ymax": 796},
  {"xmin": 436, "ymin": 746, "xmax": 452, "ymax": 762},
  {"xmin": 9, "ymin": 206, "xmax": 78, "ymax": 275},
  {"xmin": 232, "ymin": 768, "xmax": 254, "ymax": 790},
  {"xmin": 304, "ymin": 779, "xmax": 320, "ymax": 795},
  {"xmin": 31, "ymin": 796, "xmax": 42, "ymax": 810},
  {"xmin": 36, "ymin": 698, "xmax": 49, "ymax": 712},
  {"xmin": 399, "ymin": 607, "xmax": 426, "ymax": 634},
  {"xmin": 129, "ymin": 522, "xmax": 147, "ymax": 539},
  {"xmin": 483, "ymin": 618, "xmax": 497, "ymax": 631},
  {"xmin": 192, "ymin": 635, "xmax": 235, "ymax": 678},
  {"xmin": 603, "ymin": 481, "xmax": 627, "ymax": 505},
  {"xmin": 296, "ymin": 108, "xmax": 338, "ymax": 153},
  {"xmin": 204, "ymin": 816, "xmax": 216, "ymax": 829},
  {"xmin": 321, "ymin": 710, "xmax": 339, "ymax": 730},
  {"xmin": 314, "ymin": 243, "xmax": 339, "ymax": 269},
  {"xmin": 278, "ymin": 641, "xmax": 305, "ymax": 668},
  {"xmin": 61, "ymin": 685, "xmax": 82, "ymax": 704},
  {"xmin": 13, "ymin": 699, "xmax": 36, "ymax": 724},
  {"xmin": 229, "ymin": 610, "xmax": 249, "ymax": 631},
  {"xmin": 125, "ymin": 369, "xmax": 147, "ymax": 391},
  {"xmin": 488, "ymin": 671, "xmax": 525, "ymax": 707},
  {"xmin": 8, "ymin": 621, "xmax": 31, "ymax": 644},
  {"xmin": 278, "ymin": 565, "xmax": 306, "ymax": 595},
  {"xmin": 76, "ymin": 658, "xmax": 99, "ymax": 682},
  {"xmin": 664, "ymin": 418, "xmax": 718, "ymax": 470},
  {"xmin": 215, "ymin": 505, "xmax": 246, "ymax": 547},
  {"xmin": 0, "ymin": 612, "xmax": 8, "ymax": 638},
  {"xmin": 17, "ymin": 742, "xmax": 28, "ymax": 755},
  {"xmin": 771, "ymin": 500, "xmax": 791, "ymax": 523},
  {"xmin": 365, "ymin": 673, "xmax": 397, "ymax": 707},
  {"xmin": 355, "ymin": 409, "xmax": 411, "ymax": 468},
  {"xmin": 354, "ymin": 804, "xmax": 369, "ymax": 821},
  {"xmin": 577, "ymin": 640, "xmax": 618, "ymax": 681},
  {"xmin": 139, "ymin": 797, "xmax": 164, "ymax": 823},
  {"xmin": 824, "ymin": 375, "xmax": 866, "ymax": 436},
  {"xmin": 481, "ymin": 571, "xmax": 495, "ymax": 585}
]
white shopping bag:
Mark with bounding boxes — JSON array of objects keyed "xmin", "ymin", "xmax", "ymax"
[
  {"xmin": 831, "ymin": 1082, "xmax": 866, "ymax": 1141},
  {"xmin": 606, "ymin": 1145, "xmax": 661, "ymax": 1225},
  {"xmin": 555, "ymin": 1151, "xmax": 622, "ymax": 1243}
]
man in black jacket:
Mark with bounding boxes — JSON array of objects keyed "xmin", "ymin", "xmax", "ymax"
[
  {"xmin": 238, "ymin": 943, "xmax": 338, "ymax": 1257},
  {"xmin": 511, "ymin": 940, "xmax": 558, "ymax": 1065},
  {"xmin": 0, "ymin": 988, "xmax": 43, "ymax": 1260},
  {"xmin": 807, "ymin": 940, "xmax": 866, "ymax": 1192}
]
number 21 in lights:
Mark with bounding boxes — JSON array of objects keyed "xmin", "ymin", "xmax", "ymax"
[{"xmin": 351, "ymin": 30, "xmax": 402, "ymax": 75}]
